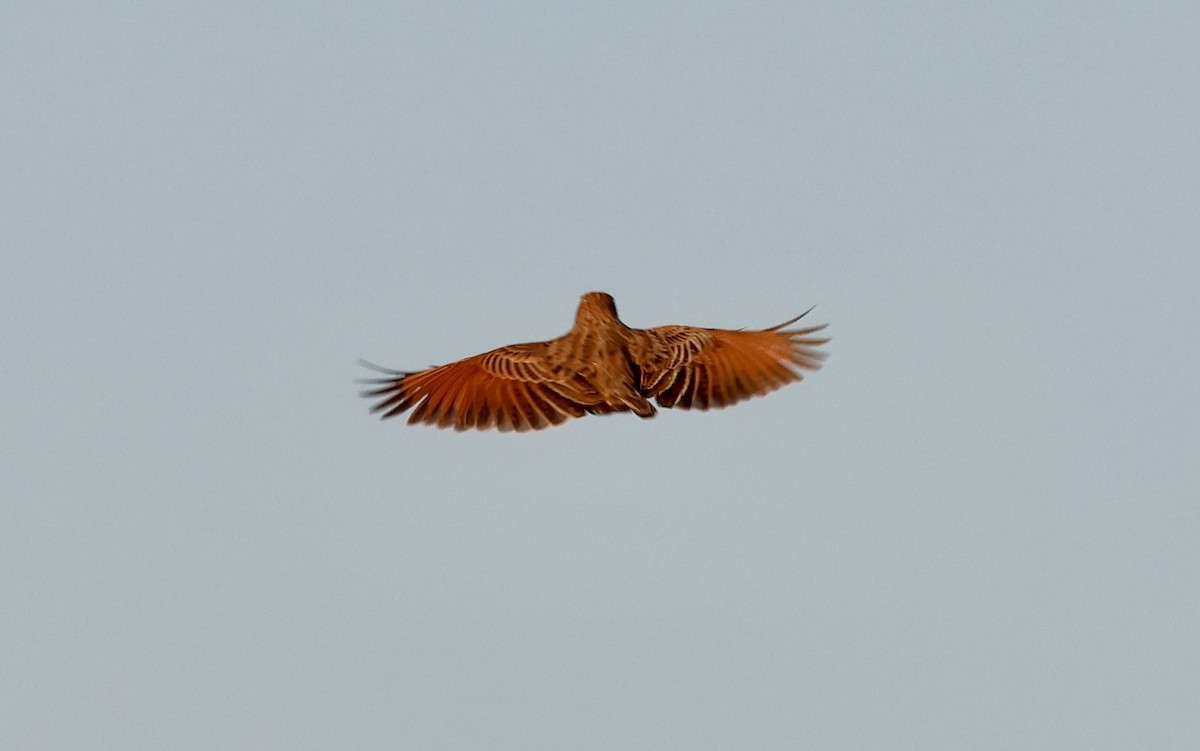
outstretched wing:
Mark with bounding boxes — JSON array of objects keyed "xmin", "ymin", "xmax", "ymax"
[
  {"xmin": 631, "ymin": 309, "xmax": 829, "ymax": 411},
  {"xmin": 360, "ymin": 342, "xmax": 600, "ymax": 432}
]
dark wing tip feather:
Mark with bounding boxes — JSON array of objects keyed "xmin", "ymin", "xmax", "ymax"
[
  {"xmin": 764, "ymin": 305, "xmax": 814, "ymax": 331},
  {"xmin": 358, "ymin": 358, "xmax": 409, "ymax": 376},
  {"xmin": 767, "ymin": 305, "xmax": 828, "ymax": 332}
]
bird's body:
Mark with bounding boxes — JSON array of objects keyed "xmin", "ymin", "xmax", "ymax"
[{"xmin": 361, "ymin": 292, "xmax": 828, "ymax": 432}]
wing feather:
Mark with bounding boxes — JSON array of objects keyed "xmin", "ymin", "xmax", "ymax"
[
  {"xmin": 633, "ymin": 308, "xmax": 829, "ymax": 411},
  {"xmin": 361, "ymin": 341, "xmax": 595, "ymax": 432}
]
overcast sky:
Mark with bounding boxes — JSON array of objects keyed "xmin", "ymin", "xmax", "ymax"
[{"xmin": 4, "ymin": 3, "xmax": 1198, "ymax": 749}]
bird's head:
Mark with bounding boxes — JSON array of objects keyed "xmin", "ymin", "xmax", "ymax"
[{"xmin": 576, "ymin": 291, "xmax": 619, "ymax": 324}]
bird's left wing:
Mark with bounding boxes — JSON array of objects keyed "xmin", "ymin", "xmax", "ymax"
[{"xmin": 360, "ymin": 342, "xmax": 599, "ymax": 432}]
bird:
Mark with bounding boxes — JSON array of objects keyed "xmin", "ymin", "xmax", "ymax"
[{"xmin": 360, "ymin": 292, "xmax": 828, "ymax": 432}]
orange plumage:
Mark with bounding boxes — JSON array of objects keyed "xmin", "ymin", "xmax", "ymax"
[{"xmin": 361, "ymin": 292, "xmax": 828, "ymax": 432}]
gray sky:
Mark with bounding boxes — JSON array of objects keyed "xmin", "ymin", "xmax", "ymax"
[{"xmin": 4, "ymin": 2, "xmax": 1198, "ymax": 749}]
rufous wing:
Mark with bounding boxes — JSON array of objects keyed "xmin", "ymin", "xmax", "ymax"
[
  {"xmin": 636, "ymin": 310, "xmax": 829, "ymax": 411},
  {"xmin": 360, "ymin": 343, "xmax": 597, "ymax": 432}
]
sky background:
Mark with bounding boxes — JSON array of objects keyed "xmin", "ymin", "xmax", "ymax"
[{"xmin": 4, "ymin": 2, "xmax": 1198, "ymax": 749}]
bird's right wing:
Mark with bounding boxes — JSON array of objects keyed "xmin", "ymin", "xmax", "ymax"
[
  {"xmin": 360, "ymin": 342, "xmax": 601, "ymax": 432},
  {"xmin": 631, "ymin": 309, "xmax": 829, "ymax": 411}
]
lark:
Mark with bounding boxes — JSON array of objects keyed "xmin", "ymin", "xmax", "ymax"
[{"xmin": 360, "ymin": 292, "xmax": 828, "ymax": 432}]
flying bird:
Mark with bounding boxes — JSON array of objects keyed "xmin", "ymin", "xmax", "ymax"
[{"xmin": 360, "ymin": 292, "xmax": 828, "ymax": 432}]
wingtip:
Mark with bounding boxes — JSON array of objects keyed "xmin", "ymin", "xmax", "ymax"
[
  {"xmin": 358, "ymin": 358, "xmax": 405, "ymax": 375},
  {"xmin": 767, "ymin": 305, "xmax": 822, "ymax": 332}
]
